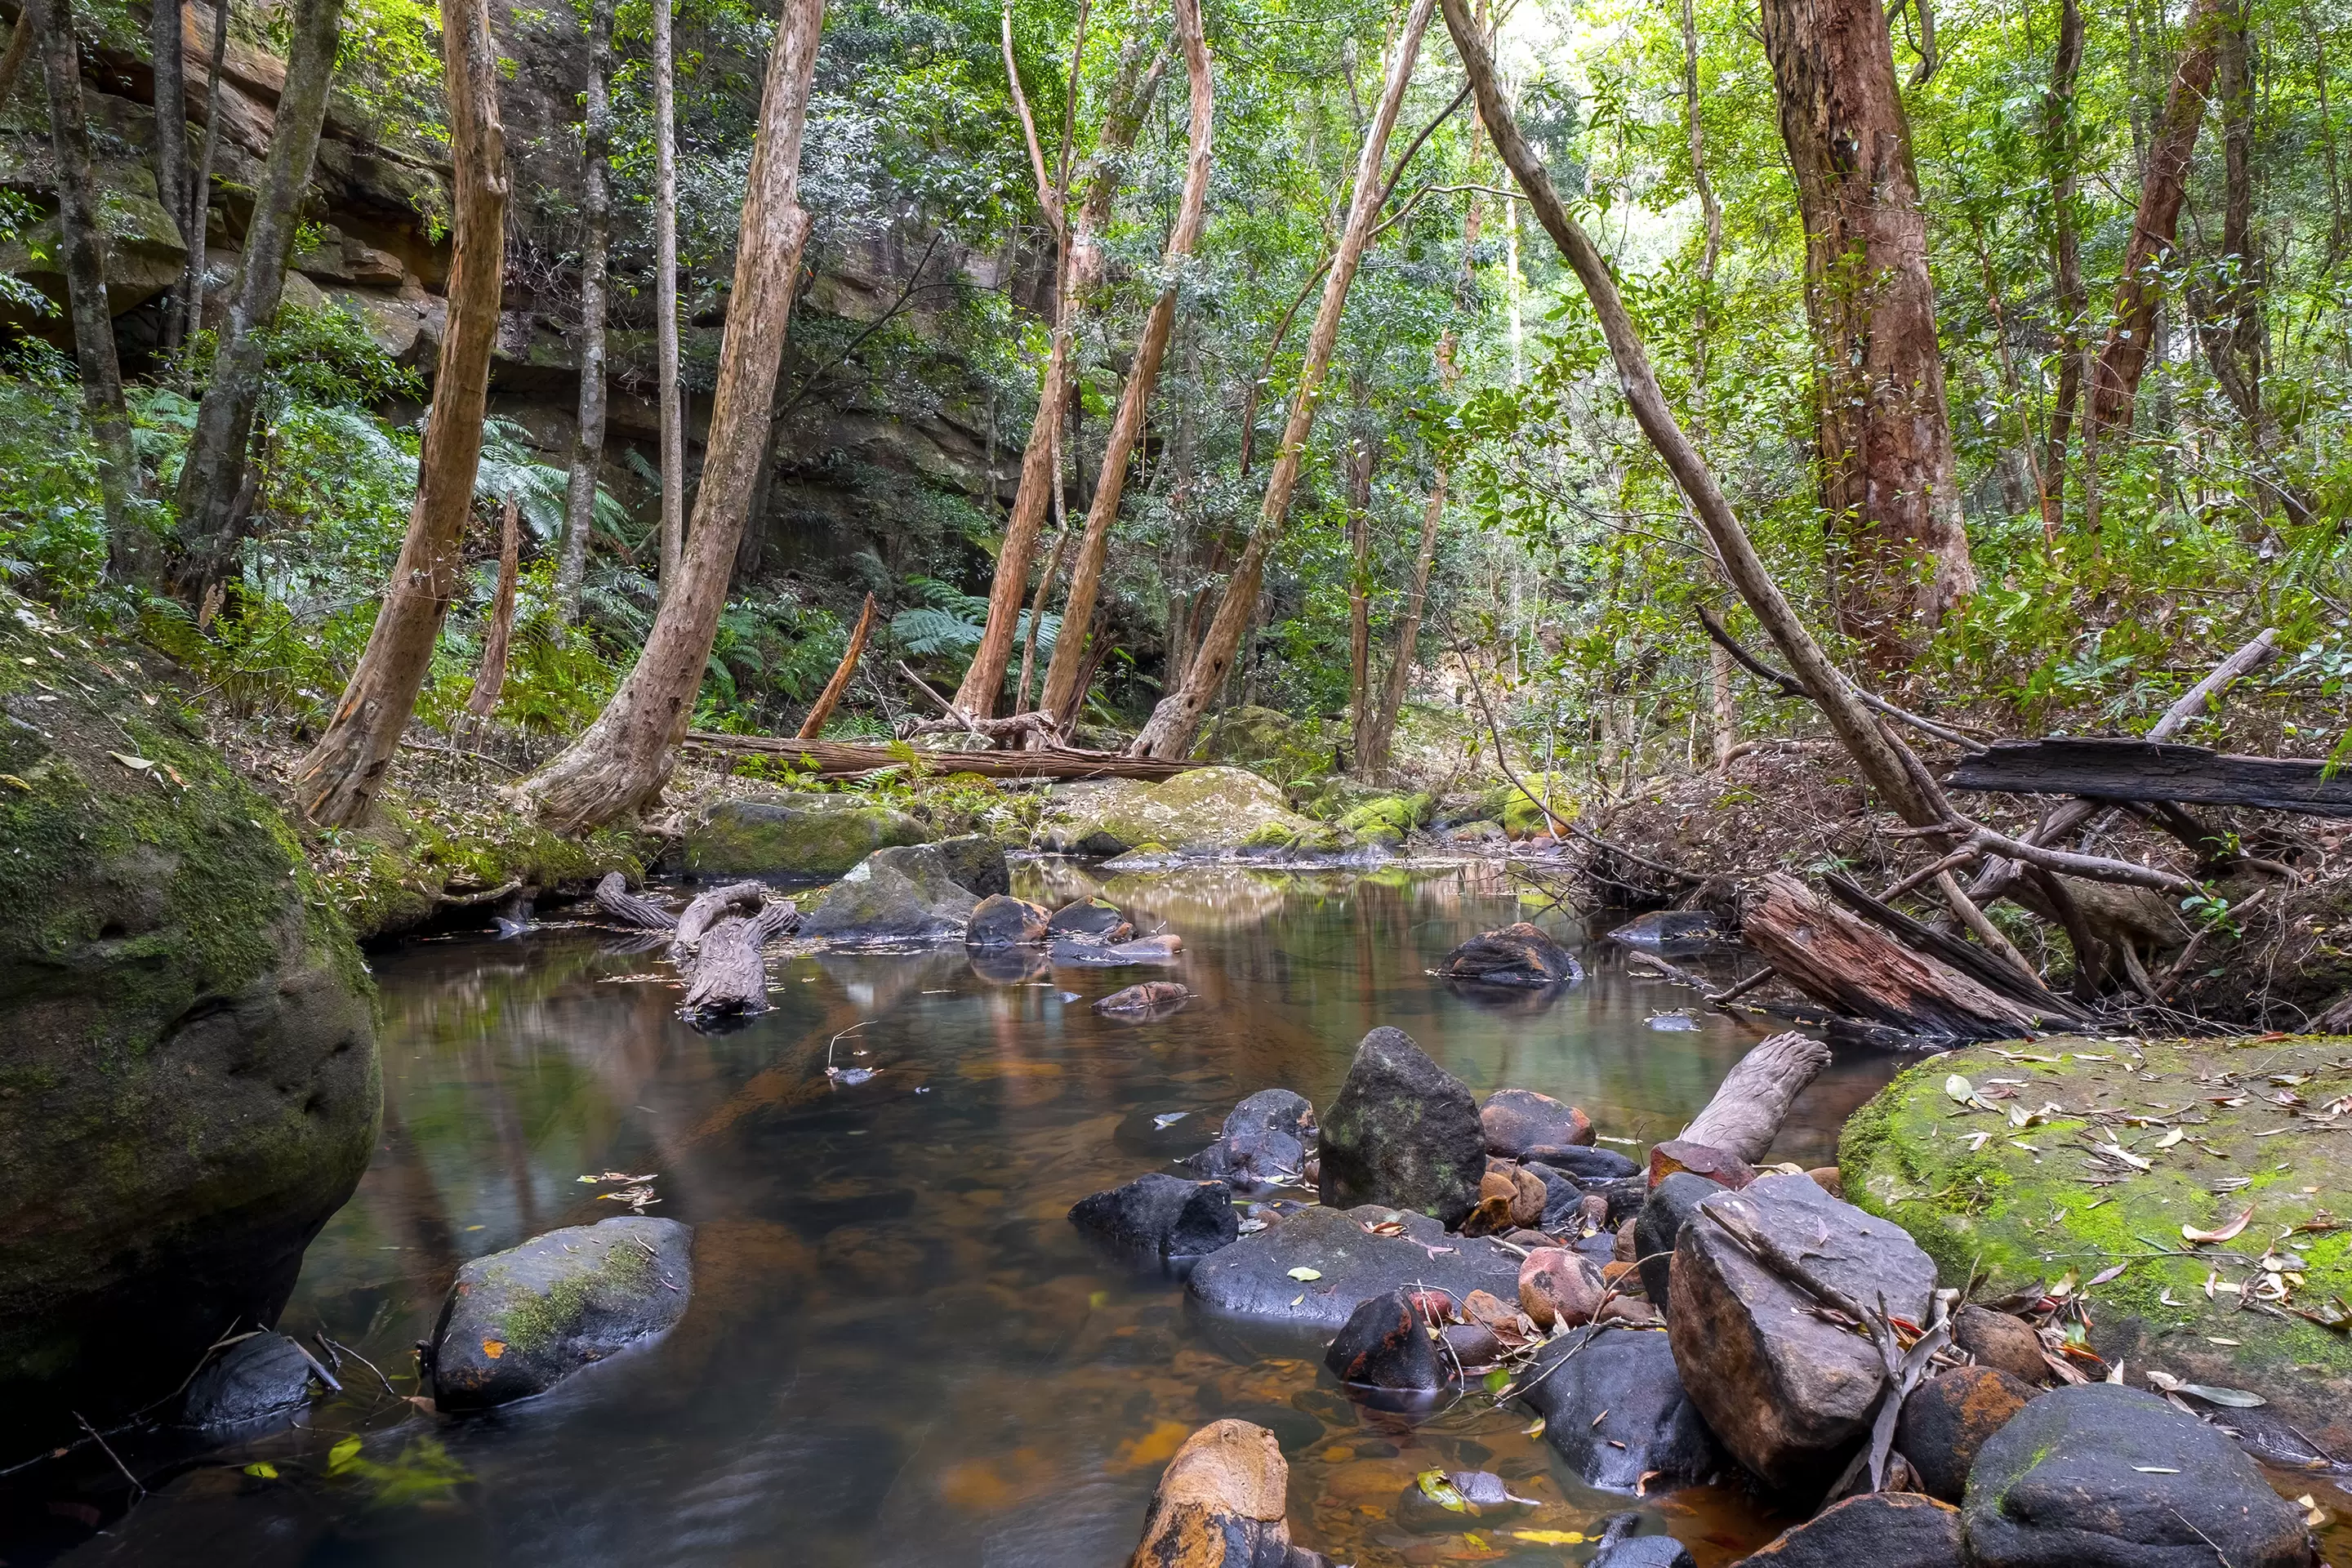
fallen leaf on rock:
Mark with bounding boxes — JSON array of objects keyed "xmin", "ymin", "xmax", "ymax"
[
  {"xmin": 243, "ymin": 1462, "xmax": 278, "ymax": 1479},
  {"xmin": 1511, "ymin": 1530, "xmax": 1586, "ymax": 1546},
  {"xmin": 481, "ymin": 1339, "xmax": 506, "ymax": 1360},
  {"xmin": 2184, "ymin": 1206, "xmax": 2255, "ymax": 1244},
  {"xmin": 1288, "ymin": 1267, "xmax": 1321, "ymax": 1281}
]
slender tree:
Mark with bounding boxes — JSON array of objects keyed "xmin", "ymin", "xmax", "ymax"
[
  {"xmin": 2038, "ymin": 0, "xmax": 2085, "ymax": 533},
  {"xmin": 1361, "ymin": 329, "xmax": 1459, "ymax": 776},
  {"xmin": 518, "ymin": 0, "xmax": 826, "ymax": 830},
  {"xmin": 1036, "ymin": 0, "xmax": 1214, "ymax": 733},
  {"xmin": 2086, "ymin": 0, "xmax": 2226, "ymax": 434},
  {"xmin": 32, "ymin": 0, "xmax": 140, "ymax": 567},
  {"xmin": 292, "ymin": 0, "xmax": 507, "ymax": 826},
  {"xmin": 172, "ymin": 0, "xmax": 347, "ymax": 600},
  {"xmin": 951, "ymin": 11, "xmax": 1169, "ymax": 719},
  {"xmin": 175, "ymin": 0, "xmax": 231, "ymax": 353},
  {"xmin": 1678, "ymin": 0, "xmax": 1736, "ymax": 767},
  {"xmin": 1343, "ymin": 408, "xmax": 1378, "ymax": 774},
  {"xmin": 0, "ymin": 15, "xmax": 33, "ymax": 105},
  {"xmin": 653, "ymin": 0, "xmax": 684, "ymax": 591},
  {"xmin": 1757, "ymin": 0, "xmax": 1975, "ymax": 666},
  {"xmin": 556, "ymin": 0, "xmax": 616, "ymax": 621},
  {"xmin": 1128, "ymin": 0, "xmax": 1435, "ymax": 760},
  {"xmin": 149, "ymin": 0, "xmax": 189, "ymax": 352},
  {"xmin": 465, "ymin": 499, "xmax": 522, "ymax": 719}
]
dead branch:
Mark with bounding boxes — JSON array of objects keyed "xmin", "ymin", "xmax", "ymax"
[
  {"xmin": 1678, "ymin": 1031, "xmax": 1831, "ymax": 1162},
  {"xmin": 594, "ymin": 870, "xmax": 678, "ymax": 930},
  {"xmin": 795, "ymin": 592, "xmax": 875, "ymax": 739},
  {"xmin": 1695, "ymin": 604, "xmax": 1989, "ymax": 751}
]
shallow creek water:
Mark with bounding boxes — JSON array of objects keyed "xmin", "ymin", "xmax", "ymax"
[{"xmin": 52, "ymin": 862, "xmax": 1922, "ymax": 1566}]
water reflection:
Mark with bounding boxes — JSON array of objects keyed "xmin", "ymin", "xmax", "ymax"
[{"xmin": 53, "ymin": 862, "xmax": 1909, "ymax": 1568}]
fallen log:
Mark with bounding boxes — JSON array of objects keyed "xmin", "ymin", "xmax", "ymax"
[
  {"xmin": 595, "ymin": 871, "xmax": 676, "ymax": 931},
  {"xmin": 1822, "ymin": 873, "xmax": 2096, "ymax": 1027},
  {"xmin": 679, "ymin": 900, "xmax": 800, "ymax": 1021},
  {"xmin": 1947, "ymin": 737, "xmax": 2352, "ymax": 818},
  {"xmin": 683, "ymin": 730, "xmax": 1194, "ymax": 781},
  {"xmin": 1742, "ymin": 875, "xmax": 2051, "ymax": 1042},
  {"xmin": 1677, "ymin": 1031, "xmax": 1831, "ymax": 1163},
  {"xmin": 675, "ymin": 880, "xmax": 768, "ymax": 947}
]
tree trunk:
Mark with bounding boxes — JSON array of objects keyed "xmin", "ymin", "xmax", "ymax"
[
  {"xmin": 2039, "ymin": 0, "xmax": 2084, "ymax": 533},
  {"xmin": 517, "ymin": 0, "xmax": 825, "ymax": 831},
  {"xmin": 1363, "ymin": 466, "xmax": 1444, "ymax": 773},
  {"xmin": 0, "ymin": 15, "xmax": 33, "ymax": 105},
  {"xmin": 653, "ymin": 0, "xmax": 684, "ymax": 592},
  {"xmin": 2086, "ymin": 0, "xmax": 2225, "ymax": 436},
  {"xmin": 796, "ymin": 590, "xmax": 874, "ymax": 737},
  {"xmin": 170, "ymin": 0, "xmax": 346, "ymax": 599},
  {"xmin": 33, "ymin": 0, "xmax": 140, "ymax": 568},
  {"xmin": 555, "ymin": 0, "xmax": 613, "ymax": 622},
  {"xmin": 175, "ymin": 0, "xmax": 229, "ymax": 352},
  {"xmin": 2194, "ymin": 0, "xmax": 2267, "ymax": 443},
  {"xmin": 1758, "ymin": 0, "xmax": 1974, "ymax": 667},
  {"xmin": 1037, "ymin": 0, "xmax": 1214, "ymax": 733},
  {"xmin": 1743, "ymin": 874, "xmax": 2044, "ymax": 1040},
  {"xmin": 1014, "ymin": 420, "xmax": 1069, "ymax": 712},
  {"xmin": 291, "ymin": 0, "xmax": 505, "ymax": 826},
  {"xmin": 1678, "ymin": 1031, "xmax": 1832, "ymax": 1163},
  {"xmin": 952, "ymin": 20, "xmax": 1169, "ymax": 720},
  {"xmin": 1129, "ymin": 0, "xmax": 1435, "ymax": 760},
  {"xmin": 1344, "ymin": 415, "xmax": 1377, "ymax": 775},
  {"xmin": 148, "ymin": 0, "xmax": 189, "ymax": 352},
  {"xmin": 1440, "ymin": 0, "xmax": 1943, "ymax": 830},
  {"xmin": 464, "ymin": 498, "xmax": 522, "ymax": 720}
]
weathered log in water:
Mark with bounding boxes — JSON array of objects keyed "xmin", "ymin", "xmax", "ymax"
[
  {"xmin": 594, "ymin": 870, "xmax": 677, "ymax": 930},
  {"xmin": 1677, "ymin": 1031, "xmax": 1831, "ymax": 1164},
  {"xmin": 675, "ymin": 880, "xmax": 768, "ymax": 947},
  {"xmin": 1743, "ymin": 874, "xmax": 2047, "ymax": 1041},
  {"xmin": 679, "ymin": 900, "xmax": 799, "ymax": 1019}
]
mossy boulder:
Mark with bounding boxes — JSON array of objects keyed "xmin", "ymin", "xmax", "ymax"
[
  {"xmin": 313, "ymin": 794, "xmax": 647, "ymax": 941},
  {"xmin": 1481, "ymin": 774, "xmax": 1577, "ymax": 839},
  {"xmin": 682, "ymin": 793, "xmax": 928, "ymax": 877},
  {"xmin": 1190, "ymin": 704, "xmax": 1340, "ymax": 783},
  {"xmin": 1842, "ymin": 1035, "xmax": 2352, "ymax": 1448},
  {"xmin": 1335, "ymin": 792, "xmax": 1433, "ymax": 844},
  {"xmin": 0, "ymin": 595, "xmax": 379, "ymax": 1433},
  {"xmin": 1045, "ymin": 767, "xmax": 1329, "ymax": 857}
]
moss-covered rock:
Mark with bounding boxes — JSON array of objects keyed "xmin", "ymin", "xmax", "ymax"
[
  {"xmin": 1480, "ymin": 773, "xmax": 1578, "ymax": 839},
  {"xmin": 429, "ymin": 1217, "xmax": 693, "ymax": 1410},
  {"xmin": 1044, "ymin": 767, "xmax": 1330, "ymax": 857},
  {"xmin": 1335, "ymin": 792, "xmax": 1433, "ymax": 844},
  {"xmin": 1190, "ymin": 705, "xmax": 1341, "ymax": 783},
  {"xmin": 1842, "ymin": 1035, "xmax": 2352, "ymax": 1448},
  {"xmin": 681, "ymin": 793, "xmax": 929, "ymax": 877},
  {"xmin": 0, "ymin": 594, "xmax": 379, "ymax": 1432},
  {"xmin": 312, "ymin": 795, "xmax": 647, "ymax": 941}
]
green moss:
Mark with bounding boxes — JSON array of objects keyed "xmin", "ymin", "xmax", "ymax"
[
  {"xmin": 312, "ymin": 795, "xmax": 650, "ymax": 941},
  {"xmin": 488, "ymin": 1236, "xmax": 653, "ymax": 1353}
]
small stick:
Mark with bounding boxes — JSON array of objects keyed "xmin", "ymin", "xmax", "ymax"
[
  {"xmin": 321, "ymin": 1335, "xmax": 402, "ymax": 1401},
  {"xmin": 74, "ymin": 1412, "xmax": 145, "ymax": 1499}
]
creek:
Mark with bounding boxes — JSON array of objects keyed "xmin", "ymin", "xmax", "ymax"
[{"xmin": 38, "ymin": 861, "xmax": 1910, "ymax": 1566}]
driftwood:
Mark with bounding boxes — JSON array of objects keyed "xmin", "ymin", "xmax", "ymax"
[
  {"xmin": 1823, "ymin": 873, "xmax": 2096, "ymax": 1026},
  {"xmin": 595, "ymin": 871, "xmax": 676, "ymax": 930},
  {"xmin": 1743, "ymin": 874, "xmax": 2049, "ymax": 1041},
  {"xmin": 590, "ymin": 871, "xmax": 797, "ymax": 1019},
  {"xmin": 683, "ymin": 730, "xmax": 1194, "ymax": 781},
  {"xmin": 795, "ymin": 591, "xmax": 875, "ymax": 739},
  {"xmin": 1677, "ymin": 1031, "xmax": 1831, "ymax": 1162},
  {"xmin": 1947, "ymin": 737, "xmax": 2352, "ymax": 818},
  {"xmin": 675, "ymin": 880, "xmax": 768, "ymax": 947}
]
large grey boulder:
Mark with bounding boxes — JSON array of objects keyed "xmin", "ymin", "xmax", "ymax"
[
  {"xmin": 430, "ymin": 1217, "xmax": 693, "ymax": 1410},
  {"xmin": 1962, "ymin": 1383, "xmax": 2314, "ymax": 1568},
  {"xmin": 1519, "ymin": 1325, "xmax": 1722, "ymax": 1490},
  {"xmin": 1666, "ymin": 1173, "xmax": 1937, "ymax": 1490},
  {"xmin": 1186, "ymin": 1204, "xmax": 1521, "ymax": 1332},
  {"xmin": 682, "ymin": 795, "xmax": 926, "ymax": 876},
  {"xmin": 1316, "ymin": 1027, "xmax": 1486, "ymax": 1227},
  {"xmin": 800, "ymin": 844, "xmax": 979, "ymax": 941},
  {"xmin": 1635, "ymin": 1172, "xmax": 1722, "ymax": 1310},
  {"xmin": 931, "ymin": 835, "xmax": 1010, "ymax": 898}
]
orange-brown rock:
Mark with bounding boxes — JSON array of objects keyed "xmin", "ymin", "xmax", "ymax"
[
  {"xmin": 1127, "ymin": 1419, "xmax": 1333, "ymax": 1568},
  {"xmin": 1518, "ymin": 1246, "xmax": 1606, "ymax": 1330}
]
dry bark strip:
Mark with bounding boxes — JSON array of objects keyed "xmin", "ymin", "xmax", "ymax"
[
  {"xmin": 1743, "ymin": 874, "xmax": 2047, "ymax": 1041},
  {"xmin": 1677, "ymin": 1031, "xmax": 1832, "ymax": 1164}
]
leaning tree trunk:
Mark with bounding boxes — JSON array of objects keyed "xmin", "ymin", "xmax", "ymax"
[
  {"xmin": 174, "ymin": 0, "xmax": 230, "ymax": 353},
  {"xmin": 1344, "ymin": 416, "xmax": 1378, "ymax": 776},
  {"xmin": 2087, "ymin": 0, "xmax": 2225, "ymax": 436},
  {"xmin": 517, "ymin": 0, "xmax": 825, "ymax": 832},
  {"xmin": 148, "ymin": 0, "xmax": 188, "ymax": 351},
  {"xmin": 653, "ymin": 0, "xmax": 684, "ymax": 593},
  {"xmin": 951, "ymin": 22, "xmax": 1169, "ymax": 720},
  {"xmin": 291, "ymin": 0, "xmax": 506, "ymax": 827},
  {"xmin": 0, "ymin": 14, "xmax": 31, "ymax": 105},
  {"xmin": 2038, "ymin": 0, "xmax": 2084, "ymax": 533},
  {"xmin": 1129, "ymin": 0, "xmax": 1435, "ymax": 760},
  {"xmin": 33, "ymin": 0, "xmax": 140, "ymax": 570},
  {"xmin": 1036, "ymin": 0, "xmax": 1214, "ymax": 734},
  {"xmin": 171, "ymin": 0, "xmax": 347, "ymax": 601},
  {"xmin": 1363, "ymin": 463, "xmax": 1443, "ymax": 773},
  {"xmin": 464, "ymin": 498, "xmax": 522, "ymax": 720},
  {"xmin": 555, "ymin": 0, "xmax": 614, "ymax": 622},
  {"xmin": 1758, "ymin": 0, "xmax": 1975, "ymax": 668}
]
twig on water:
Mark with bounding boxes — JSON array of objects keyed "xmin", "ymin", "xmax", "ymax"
[{"xmin": 74, "ymin": 1411, "xmax": 145, "ymax": 1499}]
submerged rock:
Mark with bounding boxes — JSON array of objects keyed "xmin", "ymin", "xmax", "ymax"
[
  {"xmin": 0, "ymin": 596, "xmax": 378, "ymax": 1432},
  {"xmin": 1094, "ymin": 980, "xmax": 1194, "ymax": 1015},
  {"xmin": 964, "ymin": 893, "xmax": 1051, "ymax": 947},
  {"xmin": 1588, "ymin": 1513, "xmax": 1698, "ymax": 1567},
  {"xmin": 1895, "ymin": 1365, "xmax": 2035, "ymax": 1503},
  {"xmin": 1438, "ymin": 922, "xmax": 1584, "ymax": 987},
  {"xmin": 1185, "ymin": 1203, "xmax": 1520, "ymax": 1332},
  {"xmin": 1734, "ymin": 1492, "xmax": 1962, "ymax": 1567},
  {"xmin": 1607, "ymin": 910, "xmax": 1729, "ymax": 950},
  {"xmin": 1050, "ymin": 933, "xmax": 1183, "ymax": 967},
  {"xmin": 1519, "ymin": 1325, "xmax": 1722, "ymax": 1491},
  {"xmin": 1668, "ymin": 1174, "xmax": 1937, "ymax": 1490},
  {"xmin": 430, "ymin": 1217, "xmax": 693, "ymax": 1410},
  {"xmin": 1324, "ymin": 1289, "xmax": 1452, "ymax": 1390},
  {"xmin": 180, "ymin": 1333, "xmax": 320, "ymax": 1430},
  {"xmin": 1047, "ymin": 895, "xmax": 1132, "ymax": 939},
  {"xmin": 1393, "ymin": 1469, "xmax": 1535, "ymax": 1530},
  {"xmin": 1963, "ymin": 1383, "xmax": 2314, "ymax": 1567},
  {"xmin": 1316, "ymin": 1026, "xmax": 1486, "ymax": 1227},
  {"xmin": 1123, "ymin": 1419, "xmax": 1334, "ymax": 1568},
  {"xmin": 681, "ymin": 794, "xmax": 927, "ymax": 876},
  {"xmin": 1069, "ymin": 1173, "xmax": 1238, "ymax": 1258},
  {"xmin": 799, "ymin": 844, "xmax": 978, "ymax": 942},
  {"xmin": 1481, "ymin": 1088, "xmax": 1592, "ymax": 1156}
]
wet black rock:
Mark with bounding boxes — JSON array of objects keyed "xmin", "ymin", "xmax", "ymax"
[
  {"xmin": 1519, "ymin": 1325, "xmax": 1722, "ymax": 1491},
  {"xmin": 1895, "ymin": 1365, "xmax": 2035, "ymax": 1503},
  {"xmin": 430, "ymin": 1217, "xmax": 693, "ymax": 1410},
  {"xmin": 1437, "ymin": 922, "xmax": 1584, "ymax": 987},
  {"xmin": 964, "ymin": 894, "xmax": 1051, "ymax": 947},
  {"xmin": 1046, "ymin": 896, "xmax": 1132, "ymax": 940},
  {"xmin": 932, "ymin": 835, "xmax": 1011, "ymax": 898},
  {"xmin": 1069, "ymin": 1172, "xmax": 1240, "ymax": 1258},
  {"xmin": 1734, "ymin": 1492, "xmax": 1962, "ymax": 1567},
  {"xmin": 1186, "ymin": 1203, "xmax": 1521, "ymax": 1332},
  {"xmin": 1227, "ymin": 1088, "xmax": 1316, "ymax": 1143},
  {"xmin": 1316, "ymin": 1027, "xmax": 1486, "ymax": 1227},
  {"xmin": 1635, "ymin": 1173, "xmax": 1722, "ymax": 1311},
  {"xmin": 1530, "ymin": 1165, "xmax": 1587, "ymax": 1230},
  {"xmin": 800, "ymin": 846, "xmax": 979, "ymax": 942},
  {"xmin": 1962, "ymin": 1383, "xmax": 2315, "ymax": 1568},
  {"xmin": 1324, "ymin": 1289, "xmax": 1451, "ymax": 1390},
  {"xmin": 180, "ymin": 1333, "xmax": 318, "ymax": 1430},
  {"xmin": 1185, "ymin": 1126, "xmax": 1307, "ymax": 1190},
  {"xmin": 1481, "ymin": 1088, "xmax": 1592, "ymax": 1156},
  {"xmin": 1395, "ymin": 1469, "xmax": 1535, "ymax": 1530},
  {"xmin": 1534, "ymin": 1145, "xmax": 1640, "ymax": 1181},
  {"xmin": 1589, "ymin": 1513, "xmax": 1699, "ymax": 1568}
]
